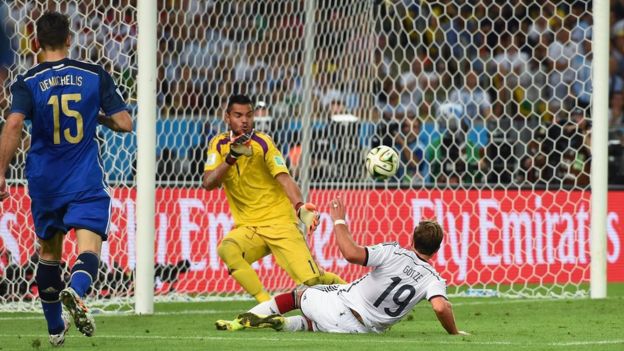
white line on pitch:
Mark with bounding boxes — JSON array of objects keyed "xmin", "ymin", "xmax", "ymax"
[
  {"xmin": 549, "ymin": 340, "xmax": 624, "ymax": 346},
  {"xmin": 1, "ymin": 296, "xmax": 621, "ymax": 320},
  {"xmin": 0, "ymin": 310, "xmax": 243, "ymax": 320},
  {"xmin": 0, "ymin": 334, "xmax": 622, "ymax": 347}
]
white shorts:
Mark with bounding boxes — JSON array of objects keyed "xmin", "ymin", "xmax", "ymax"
[{"xmin": 299, "ymin": 285, "xmax": 370, "ymax": 333}]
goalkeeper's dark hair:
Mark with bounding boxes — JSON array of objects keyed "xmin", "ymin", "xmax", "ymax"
[
  {"xmin": 226, "ymin": 94, "xmax": 254, "ymax": 112},
  {"xmin": 36, "ymin": 11, "xmax": 70, "ymax": 51},
  {"xmin": 412, "ymin": 220, "xmax": 444, "ymax": 256}
]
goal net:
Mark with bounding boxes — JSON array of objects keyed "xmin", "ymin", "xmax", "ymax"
[
  {"xmin": 358, "ymin": 1, "xmax": 596, "ymax": 298},
  {"xmin": 0, "ymin": 0, "xmax": 607, "ymax": 312}
]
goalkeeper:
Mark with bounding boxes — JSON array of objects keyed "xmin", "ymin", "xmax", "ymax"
[{"xmin": 202, "ymin": 95, "xmax": 345, "ymax": 302}]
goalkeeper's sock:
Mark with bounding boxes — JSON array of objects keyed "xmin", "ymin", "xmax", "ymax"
[
  {"xmin": 70, "ymin": 251, "xmax": 99, "ymax": 297},
  {"xmin": 255, "ymin": 291, "xmax": 271, "ymax": 302},
  {"xmin": 317, "ymin": 271, "xmax": 347, "ymax": 285},
  {"xmin": 231, "ymin": 269, "xmax": 270, "ymax": 302},
  {"xmin": 36, "ymin": 259, "xmax": 66, "ymax": 335},
  {"xmin": 219, "ymin": 240, "xmax": 270, "ymax": 302},
  {"xmin": 284, "ymin": 316, "xmax": 310, "ymax": 332}
]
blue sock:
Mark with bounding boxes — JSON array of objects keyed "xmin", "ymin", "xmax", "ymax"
[
  {"xmin": 70, "ymin": 251, "xmax": 99, "ymax": 297},
  {"xmin": 36, "ymin": 259, "xmax": 65, "ymax": 334}
]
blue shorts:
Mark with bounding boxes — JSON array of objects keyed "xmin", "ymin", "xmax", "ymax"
[{"xmin": 30, "ymin": 188, "xmax": 111, "ymax": 241}]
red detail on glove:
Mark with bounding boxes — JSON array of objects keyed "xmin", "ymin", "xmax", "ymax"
[{"xmin": 225, "ymin": 154, "xmax": 237, "ymax": 165}]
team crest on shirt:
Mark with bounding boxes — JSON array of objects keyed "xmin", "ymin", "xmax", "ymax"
[
  {"xmin": 206, "ymin": 153, "xmax": 217, "ymax": 166},
  {"xmin": 274, "ymin": 156, "xmax": 285, "ymax": 166}
]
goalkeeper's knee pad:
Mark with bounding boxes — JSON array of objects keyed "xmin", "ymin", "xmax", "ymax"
[
  {"xmin": 318, "ymin": 271, "xmax": 346, "ymax": 285},
  {"xmin": 217, "ymin": 239, "xmax": 245, "ymax": 271},
  {"xmin": 302, "ymin": 276, "xmax": 323, "ymax": 287},
  {"xmin": 303, "ymin": 272, "xmax": 346, "ymax": 287}
]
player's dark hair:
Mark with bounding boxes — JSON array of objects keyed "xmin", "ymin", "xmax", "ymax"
[
  {"xmin": 226, "ymin": 94, "xmax": 253, "ymax": 112},
  {"xmin": 412, "ymin": 220, "xmax": 444, "ymax": 256},
  {"xmin": 36, "ymin": 11, "xmax": 70, "ymax": 51}
]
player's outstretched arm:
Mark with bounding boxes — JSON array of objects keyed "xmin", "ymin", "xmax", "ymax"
[
  {"xmin": 430, "ymin": 296, "xmax": 468, "ymax": 335},
  {"xmin": 98, "ymin": 111, "xmax": 132, "ymax": 132},
  {"xmin": 275, "ymin": 173, "xmax": 319, "ymax": 234},
  {"xmin": 329, "ymin": 196, "xmax": 367, "ymax": 265},
  {"xmin": 0, "ymin": 113, "xmax": 25, "ymax": 201}
]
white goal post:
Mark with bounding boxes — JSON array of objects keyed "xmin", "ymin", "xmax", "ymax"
[
  {"xmin": 589, "ymin": 0, "xmax": 609, "ymax": 300},
  {"xmin": 135, "ymin": 0, "xmax": 157, "ymax": 315}
]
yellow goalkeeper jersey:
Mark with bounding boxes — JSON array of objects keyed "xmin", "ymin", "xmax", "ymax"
[{"xmin": 204, "ymin": 131, "xmax": 298, "ymax": 227}]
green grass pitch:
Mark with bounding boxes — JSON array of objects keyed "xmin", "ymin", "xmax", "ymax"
[{"xmin": 1, "ymin": 284, "xmax": 623, "ymax": 351}]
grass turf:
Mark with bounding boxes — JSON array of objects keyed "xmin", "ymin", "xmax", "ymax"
[{"xmin": 0, "ymin": 284, "xmax": 623, "ymax": 351}]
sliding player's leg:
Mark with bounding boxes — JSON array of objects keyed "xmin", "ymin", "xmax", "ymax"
[
  {"xmin": 216, "ymin": 287, "xmax": 308, "ymax": 332},
  {"xmin": 217, "ymin": 288, "xmax": 307, "ymax": 332},
  {"xmin": 229, "ymin": 286, "xmax": 368, "ymax": 333},
  {"xmin": 263, "ymin": 224, "xmax": 346, "ymax": 287},
  {"xmin": 60, "ymin": 188, "xmax": 110, "ymax": 337},
  {"xmin": 297, "ymin": 286, "xmax": 368, "ymax": 333},
  {"xmin": 217, "ymin": 226, "xmax": 271, "ymax": 302},
  {"xmin": 245, "ymin": 287, "xmax": 311, "ymax": 331},
  {"xmin": 248, "ymin": 287, "xmax": 302, "ymax": 315}
]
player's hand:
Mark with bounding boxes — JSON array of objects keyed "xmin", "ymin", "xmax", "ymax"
[
  {"xmin": 329, "ymin": 196, "xmax": 346, "ymax": 222},
  {"xmin": 296, "ymin": 202, "xmax": 319, "ymax": 235},
  {"xmin": 229, "ymin": 130, "xmax": 254, "ymax": 158},
  {"xmin": 0, "ymin": 176, "xmax": 9, "ymax": 202}
]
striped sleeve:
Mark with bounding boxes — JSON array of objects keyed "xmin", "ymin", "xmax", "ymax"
[
  {"xmin": 204, "ymin": 134, "xmax": 227, "ymax": 171},
  {"xmin": 258, "ymin": 133, "xmax": 289, "ymax": 177}
]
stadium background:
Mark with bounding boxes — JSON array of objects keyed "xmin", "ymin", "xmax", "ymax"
[{"xmin": 1, "ymin": 0, "xmax": 624, "ymax": 304}]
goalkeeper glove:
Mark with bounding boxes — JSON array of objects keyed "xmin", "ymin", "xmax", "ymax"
[
  {"xmin": 295, "ymin": 202, "xmax": 320, "ymax": 234},
  {"xmin": 225, "ymin": 130, "xmax": 254, "ymax": 165}
]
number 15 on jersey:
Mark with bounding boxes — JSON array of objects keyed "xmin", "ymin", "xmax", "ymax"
[{"xmin": 47, "ymin": 93, "xmax": 84, "ymax": 144}]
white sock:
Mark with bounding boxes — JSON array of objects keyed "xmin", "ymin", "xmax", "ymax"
[
  {"xmin": 249, "ymin": 299, "xmax": 279, "ymax": 315},
  {"xmin": 284, "ymin": 316, "xmax": 307, "ymax": 332}
]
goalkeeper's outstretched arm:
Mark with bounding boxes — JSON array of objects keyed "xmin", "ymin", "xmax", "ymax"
[
  {"xmin": 275, "ymin": 173, "xmax": 304, "ymax": 206},
  {"xmin": 275, "ymin": 173, "xmax": 320, "ymax": 234}
]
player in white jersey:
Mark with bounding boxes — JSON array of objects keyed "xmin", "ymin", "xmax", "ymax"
[{"xmin": 215, "ymin": 196, "xmax": 468, "ymax": 335}]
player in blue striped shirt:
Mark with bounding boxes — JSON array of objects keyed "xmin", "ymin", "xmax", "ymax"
[{"xmin": 0, "ymin": 12, "xmax": 132, "ymax": 346}]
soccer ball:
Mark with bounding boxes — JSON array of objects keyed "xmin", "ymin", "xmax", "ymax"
[{"xmin": 366, "ymin": 146, "xmax": 399, "ymax": 180}]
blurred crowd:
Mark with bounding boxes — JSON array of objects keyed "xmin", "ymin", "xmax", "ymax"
[
  {"xmin": 1, "ymin": 0, "xmax": 624, "ymax": 187},
  {"xmin": 370, "ymin": 0, "xmax": 614, "ymax": 188}
]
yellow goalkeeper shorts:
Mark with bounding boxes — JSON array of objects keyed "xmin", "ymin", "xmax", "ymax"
[{"xmin": 223, "ymin": 224, "xmax": 321, "ymax": 284}]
